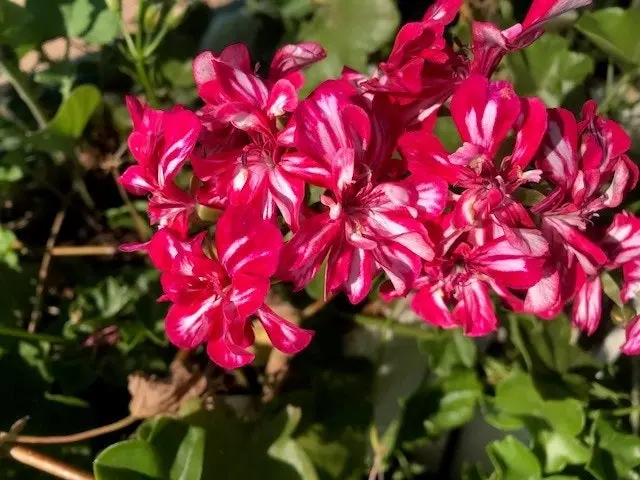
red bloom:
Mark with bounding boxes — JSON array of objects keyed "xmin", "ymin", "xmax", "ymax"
[
  {"xmin": 147, "ymin": 207, "xmax": 312, "ymax": 369},
  {"xmin": 191, "ymin": 43, "xmax": 325, "ymax": 230},
  {"xmin": 119, "ymin": 96, "xmax": 201, "ymax": 236},
  {"xmin": 279, "ymin": 80, "xmax": 443, "ymax": 303},
  {"xmin": 411, "ymin": 223, "xmax": 548, "ymax": 336}
]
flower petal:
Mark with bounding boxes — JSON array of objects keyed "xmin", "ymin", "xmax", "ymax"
[{"xmin": 256, "ymin": 306, "xmax": 314, "ymax": 354}]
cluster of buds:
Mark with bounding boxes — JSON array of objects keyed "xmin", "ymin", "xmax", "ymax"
[{"xmin": 120, "ymin": 0, "xmax": 640, "ymax": 369}]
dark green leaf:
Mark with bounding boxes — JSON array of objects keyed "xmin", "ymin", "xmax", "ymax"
[
  {"xmin": 94, "ymin": 440, "xmax": 165, "ymax": 480},
  {"xmin": 487, "ymin": 436, "xmax": 542, "ymax": 480},
  {"xmin": 169, "ymin": 426, "xmax": 205, "ymax": 480},
  {"xmin": 298, "ymin": 0, "xmax": 400, "ymax": 92},
  {"xmin": 506, "ymin": 33, "xmax": 593, "ymax": 107},
  {"xmin": 575, "ymin": 8, "xmax": 640, "ymax": 70}
]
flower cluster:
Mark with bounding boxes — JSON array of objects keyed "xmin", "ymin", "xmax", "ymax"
[{"xmin": 120, "ymin": 0, "xmax": 640, "ymax": 369}]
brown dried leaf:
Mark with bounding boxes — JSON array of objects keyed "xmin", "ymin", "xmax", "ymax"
[{"xmin": 128, "ymin": 360, "xmax": 208, "ymax": 418}]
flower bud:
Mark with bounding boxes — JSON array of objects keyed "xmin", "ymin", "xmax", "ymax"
[
  {"xmin": 105, "ymin": 0, "xmax": 121, "ymax": 12},
  {"xmin": 143, "ymin": 2, "xmax": 163, "ymax": 33},
  {"xmin": 165, "ymin": 1, "xmax": 189, "ymax": 29}
]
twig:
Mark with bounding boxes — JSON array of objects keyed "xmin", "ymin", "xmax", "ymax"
[
  {"xmin": 8, "ymin": 445, "xmax": 94, "ymax": 480},
  {"xmin": 51, "ymin": 245, "xmax": 118, "ymax": 256},
  {"xmin": 29, "ymin": 207, "xmax": 67, "ymax": 333},
  {"xmin": 110, "ymin": 142, "xmax": 151, "ymax": 241},
  {"xmin": 301, "ymin": 297, "xmax": 329, "ymax": 319},
  {"xmin": 10, "ymin": 415, "xmax": 138, "ymax": 445}
]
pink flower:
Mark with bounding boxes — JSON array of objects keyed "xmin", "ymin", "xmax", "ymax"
[
  {"xmin": 120, "ymin": 96, "xmax": 201, "ymax": 236},
  {"xmin": 411, "ymin": 223, "xmax": 548, "ymax": 336},
  {"xmin": 622, "ymin": 315, "xmax": 640, "ymax": 355},
  {"xmin": 147, "ymin": 207, "xmax": 313, "ymax": 369},
  {"xmin": 279, "ymin": 80, "xmax": 443, "ymax": 303},
  {"xmin": 403, "ymin": 75, "xmax": 547, "ymax": 231},
  {"xmin": 470, "ymin": 0, "xmax": 593, "ymax": 76},
  {"xmin": 191, "ymin": 43, "xmax": 325, "ymax": 230}
]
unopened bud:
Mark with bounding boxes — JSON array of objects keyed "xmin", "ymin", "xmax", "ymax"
[
  {"xmin": 166, "ymin": 1, "xmax": 189, "ymax": 29},
  {"xmin": 105, "ymin": 0, "xmax": 121, "ymax": 13},
  {"xmin": 143, "ymin": 3, "xmax": 163, "ymax": 33}
]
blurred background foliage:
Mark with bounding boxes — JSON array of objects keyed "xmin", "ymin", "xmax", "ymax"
[{"xmin": 0, "ymin": 0, "xmax": 639, "ymax": 479}]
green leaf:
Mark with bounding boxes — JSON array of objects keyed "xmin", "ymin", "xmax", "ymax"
[
  {"xmin": 0, "ymin": 226, "xmax": 19, "ymax": 270},
  {"xmin": 269, "ymin": 407, "xmax": 319, "ymax": 480},
  {"xmin": 420, "ymin": 328, "xmax": 477, "ymax": 376},
  {"xmin": 298, "ymin": 0, "xmax": 400, "ymax": 92},
  {"xmin": 487, "ymin": 436, "xmax": 542, "ymax": 480},
  {"xmin": 60, "ymin": 0, "xmax": 94, "ymax": 37},
  {"xmin": 169, "ymin": 426, "xmax": 205, "ymax": 480},
  {"xmin": 81, "ymin": 7, "xmax": 120, "ymax": 45},
  {"xmin": 47, "ymin": 84, "xmax": 101, "ymax": 138},
  {"xmin": 537, "ymin": 431, "xmax": 589, "ymax": 473},
  {"xmin": 575, "ymin": 8, "xmax": 640, "ymax": 70},
  {"xmin": 94, "ymin": 440, "xmax": 165, "ymax": 480},
  {"xmin": 434, "ymin": 117, "xmax": 461, "ymax": 152},
  {"xmin": 601, "ymin": 271, "xmax": 623, "ymax": 308},
  {"xmin": 506, "ymin": 33, "xmax": 593, "ymax": 107},
  {"xmin": 590, "ymin": 415, "xmax": 640, "ymax": 475},
  {"xmin": 305, "ymin": 262, "xmax": 326, "ymax": 300},
  {"xmin": 494, "ymin": 370, "xmax": 585, "ymax": 436}
]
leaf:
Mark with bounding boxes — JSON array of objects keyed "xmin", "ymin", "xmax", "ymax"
[
  {"xmin": 601, "ymin": 271, "xmax": 623, "ymax": 308},
  {"xmin": 575, "ymin": 8, "xmax": 640, "ymax": 70},
  {"xmin": 298, "ymin": 0, "xmax": 400, "ymax": 92},
  {"xmin": 434, "ymin": 117, "xmax": 461, "ymax": 152},
  {"xmin": 269, "ymin": 407, "xmax": 319, "ymax": 480},
  {"xmin": 94, "ymin": 440, "xmax": 165, "ymax": 480},
  {"xmin": 506, "ymin": 33, "xmax": 593, "ymax": 107},
  {"xmin": 487, "ymin": 436, "xmax": 542, "ymax": 480},
  {"xmin": 81, "ymin": 7, "xmax": 119, "ymax": 45},
  {"xmin": 47, "ymin": 84, "xmax": 101, "ymax": 138},
  {"xmin": 0, "ymin": 226, "xmax": 19, "ymax": 270},
  {"xmin": 169, "ymin": 426, "xmax": 205, "ymax": 480},
  {"xmin": 590, "ymin": 415, "xmax": 640, "ymax": 475},
  {"xmin": 419, "ymin": 328, "xmax": 477, "ymax": 376},
  {"xmin": 537, "ymin": 431, "xmax": 589, "ymax": 473},
  {"xmin": 60, "ymin": 0, "xmax": 94, "ymax": 37},
  {"xmin": 305, "ymin": 262, "xmax": 326, "ymax": 300},
  {"xmin": 494, "ymin": 370, "xmax": 585, "ymax": 436}
]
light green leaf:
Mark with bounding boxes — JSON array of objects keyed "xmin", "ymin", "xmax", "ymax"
[
  {"xmin": 575, "ymin": 8, "xmax": 640, "ymax": 70},
  {"xmin": 170, "ymin": 426, "xmax": 205, "ymax": 480},
  {"xmin": 423, "ymin": 369, "xmax": 482, "ymax": 436},
  {"xmin": 487, "ymin": 436, "xmax": 542, "ymax": 480},
  {"xmin": 94, "ymin": 440, "xmax": 165, "ymax": 480},
  {"xmin": 47, "ymin": 84, "xmax": 101, "ymax": 138},
  {"xmin": 81, "ymin": 7, "xmax": 120, "ymax": 45},
  {"xmin": 506, "ymin": 33, "xmax": 593, "ymax": 107},
  {"xmin": 420, "ymin": 328, "xmax": 477, "ymax": 377},
  {"xmin": 269, "ymin": 407, "xmax": 318, "ymax": 480},
  {"xmin": 60, "ymin": 0, "xmax": 94, "ymax": 37},
  {"xmin": 591, "ymin": 415, "xmax": 640, "ymax": 475},
  {"xmin": 0, "ymin": 226, "xmax": 19, "ymax": 270},
  {"xmin": 494, "ymin": 370, "xmax": 585, "ymax": 436},
  {"xmin": 537, "ymin": 431, "xmax": 589, "ymax": 473},
  {"xmin": 298, "ymin": 0, "xmax": 400, "ymax": 92}
]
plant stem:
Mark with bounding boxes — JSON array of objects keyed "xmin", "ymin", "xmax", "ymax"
[
  {"xmin": 0, "ymin": 56, "xmax": 48, "ymax": 129},
  {"xmin": 134, "ymin": 56, "xmax": 158, "ymax": 106},
  {"xmin": 599, "ymin": 69, "xmax": 637, "ymax": 114},
  {"xmin": 354, "ymin": 315, "xmax": 438, "ymax": 341},
  {"xmin": 632, "ymin": 357, "xmax": 640, "ymax": 434},
  {"xmin": 0, "ymin": 326, "xmax": 67, "ymax": 344},
  {"xmin": 8, "ymin": 445, "xmax": 94, "ymax": 480},
  {"xmin": 11, "ymin": 415, "xmax": 138, "ymax": 445}
]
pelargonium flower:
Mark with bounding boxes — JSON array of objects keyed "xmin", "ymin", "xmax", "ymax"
[
  {"xmin": 191, "ymin": 42, "xmax": 326, "ymax": 230},
  {"xmin": 410, "ymin": 219, "xmax": 548, "ymax": 336},
  {"xmin": 279, "ymin": 80, "xmax": 446, "ymax": 303},
  {"xmin": 119, "ymin": 96, "xmax": 201, "ymax": 236},
  {"xmin": 147, "ymin": 206, "xmax": 313, "ymax": 369},
  {"xmin": 526, "ymin": 102, "xmax": 638, "ymax": 321},
  {"xmin": 401, "ymin": 75, "xmax": 547, "ymax": 238}
]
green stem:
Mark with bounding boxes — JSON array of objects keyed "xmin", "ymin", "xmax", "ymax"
[
  {"xmin": 134, "ymin": 57, "xmax": 157, "ymax": 106},
  {"xmin": 0, "ymin": 326, "xmax": 67, "ymax": 344},
  {"xmin": 0, "ymin": 56, "xmax": 48, "ymax": 129},
  {"xmin": 599, "ymin": 69, "xmax": 637, "ymax": 114},
  {"xmin": 632, "ymin": 357, "xmax": 640, "ymax": 434},
  {"xmin": 354, "ymin": 315, "xmax": 437, "ymax": 341}
]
